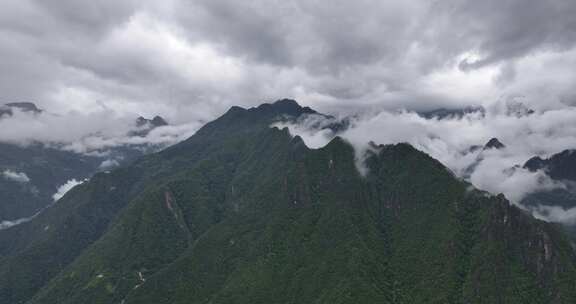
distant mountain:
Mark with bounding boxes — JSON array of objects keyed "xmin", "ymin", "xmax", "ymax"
[
  {"xmin": 0, "ymin": 143, "xmax": 100, "ymax": 223},
  {"xmin": 460, "ymin": 138, "xmax": 506, "ymax": 179},
  {"xmin": 1, "ymin": 99, "xmax": 575, "ymax": 304},
  {"xmin": 418, "ymin": 100, "xmax": 536, "ymax": 120},
  {"xmin": 525, "ymin": 150, "xmax": 576, "ymax": 181},
  {"xmin": 131, "ymin": 115, "xmax": 169, "ymax": 137},
  {"xmin": 504, "ymin": 100, "xmax": 535, "ymax": 117},
  {"xmin": 136, "ymin": 115, "xmax": 168, "ymax": 128},
  {"xmin": 0, "ymin": 107, "xmax": 171, "ymax": 223},
  {"xmin": 521, "ymin": 149, "xmax": 576, "ymax": 237},
  {"xmin": 0, "ymin": 102, "xmax": 42, "ymax": 117},
  {"xmin": 418, "ymin": 106, "xmax": 485, "ymax": 120},
  {"xmin": 483, "ymin": 137, "xmax": 506, "ymax": 150}
]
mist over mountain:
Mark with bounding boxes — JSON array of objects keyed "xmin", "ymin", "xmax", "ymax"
[
  {"xmin": 276, "ymin": 101, "xmax": 576, "ymax": 227},
  {"xmin": 2, "ymin": 0, "xmax": 576, "ymax": 303},
  {"xmin": 0, "ymin": 102, "xmax": 42, "ymax": 117},
  {"xmin": 1, "ymin": 100, "xmax": 575, "ymax": 304},
  {"xmin": 0, "ymin": 102, "xmax": 188, "ymax": 224},
  {"xmin": 521, "ymin": 150, "xmax": 576, "ymax": 230}
]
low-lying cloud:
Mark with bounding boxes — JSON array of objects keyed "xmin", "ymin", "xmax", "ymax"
[
  {"xmin": 0, "ymin": 216, "xmax": 33, "ymax": 231},
  {"xmin": 276, "ymin": 100, "xmax": 576, "ymax": 225},
  {"xmin": 52, "ymin": 179, "xmax": 85, "ymax": 201},
  {"xmin": 2, "ymin": 169, "xmax": 31, "ymax": 183},
  {"xmin": 533, "ymin": 205, "xmax": 576, "ymax": 226},
  {"xmin": 0, "ymin": 108, "xmax": 200, "ymax": 154}
]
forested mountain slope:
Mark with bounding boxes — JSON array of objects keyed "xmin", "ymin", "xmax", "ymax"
[{"xmin": 1, "ymin": 100, "xmax": 575, "ymax": 304}]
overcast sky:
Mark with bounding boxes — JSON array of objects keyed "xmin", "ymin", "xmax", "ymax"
[{"xmin": 1, "ymin": 0, "xmax": 576, "ymax": 122}]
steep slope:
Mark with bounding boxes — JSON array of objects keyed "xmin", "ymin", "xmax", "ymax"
[
  {"xmin": 0, "ymin": 99, "xmax": 315, "ymax": 303},
  {"xmin": 1, "ymin": 99, "xmax": 575, "ymax": 304},
  {"xmin": 483, "ymin": 138, "xmax": 505, "ymax": 150},
  {"xmin": 120, "ymin": 142, "xmax": 576, "ymax": 304}
]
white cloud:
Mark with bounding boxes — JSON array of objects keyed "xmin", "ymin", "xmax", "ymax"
[
  {"xmin": 469, "ymin": 163, "xmax": 562, "ymax": 203},
  {"xmin": 2, "ymin": 169, "xmax": 30, "ymax": 183},
  {"xmin": 98, "ymin": 159, "xmax": 120, "ymax": 170},
  {"xmin": 52, "ymin": 179, "xmax": 85, "ymax": 201},
  {"xmin": 0, "ymin": 216, "xmax": 33, "ymax": 230},
  {"xmin": 278, "ymin": 102, "xmax": 576, "ymax": 208},
  {"xmin": 532, "ymin": 205, "xmax": 576, "ymax": 226},
  {"xmin": 272, "ymin": 114, "xmax": 339, "ymax": 149},
  {"xmin": 0, "ymin": 108, "xmax": 201, "ymax": 154}
]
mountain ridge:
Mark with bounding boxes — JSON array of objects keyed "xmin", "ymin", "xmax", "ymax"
[{"xmin": 1, "ymin": 99, "xmax": 575, "ymax": 304}]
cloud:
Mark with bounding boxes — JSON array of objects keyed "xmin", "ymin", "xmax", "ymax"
[
  {"xmin": 0, "ymin": 0, "xmax": 575, "ymax": 121},
  {"xmin": 532, "ymin": 205, "xmax": 576, "ymax": 226},
  {"xmin": 277, "ymin": 101, "xmax": 576, "ymax": 207},
  {"xmin": 0, "ymin": 108, "xmax": 201, "ymax": 154},
  {"xmin": 0, "ymin": 216, "xmax": 33, "ymax": 231},
  {"xmin": 98, "ymin": 159, "xmax": 120, "ymax": 170},
  {"xmin": 469, "ymin": 163, "xmax": 562, "ymax": 203},
  {"xmin": 272, "ymin": 113, "xmax": 340, "ymax": 149},
  {"xmin": 435, "ymin": 0, "xmax": 576, "ymax": 69},
  {"xmin": 0, "ymin": 208, "xmax": 43, "ymax": 231},
  {"xmin": 2, "ymin": 169, "xmax": 31, "ymax": 183},
  {"xmin": 52, "ymin": 179, "xmax": 85, "ymax": 201},
  {"xmin": 2, "ymin": 1, "xmax": 576, "ymax": 223}
]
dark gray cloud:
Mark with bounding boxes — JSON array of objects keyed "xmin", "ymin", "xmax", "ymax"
[
  {"xmin": 0, "ymin": 0, "xmax": 576, "ymax": 125},
  {"xmin": 440, "ymin": 0, "xmax": 576, "ymax": 69}
]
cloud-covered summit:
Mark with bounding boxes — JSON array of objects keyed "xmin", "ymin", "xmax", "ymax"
[{"xmin": 274, "ymin": 99, "xmax": 576, "ymax": 224}]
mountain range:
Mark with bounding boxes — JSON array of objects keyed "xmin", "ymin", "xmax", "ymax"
[
  {"xmin": 0, "ymin": 103, "xmax": 42, "ymax": 117},
  {"xmin": 0, "ymin": 102, "xmax": 170, "ymax": 225},
  {"xmin": 0, "ymin": 99, "xmax": 575, "ymax": 303},
  {"xmin": 521, "ymin": 150, "xmax": 576, "ymax": 236}
]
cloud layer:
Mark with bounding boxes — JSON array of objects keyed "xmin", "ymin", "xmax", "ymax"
[
  {"xmin": 275, "ymin": 102, "xmax": 576, "ymax": 224},
  {"xmin": 0, "ymin": 108, "xmax": 200, "ymax": 154},
  {"xmin": 1, "ymin": 0, "xmax": 576, "ymax": 119}
]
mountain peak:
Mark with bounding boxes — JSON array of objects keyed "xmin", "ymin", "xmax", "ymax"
[
  {"xmin": 0, "ymin": 102, "xmax": 42, "ymax": 117},
  {"xmin": 524, "ymin": 149, "xmax": 576, "ymax": 181},
  {"xmin": 273, "ymin": 98, "xmax": 300, "ymax": 107},
  {"xmin": 132, "ymin": 115, "xmax": 169, "ymax": 137},
  {"xmin": 524, "ymin": 156, "xmax": 546, "ymax": 172},
  {"xmin": 256, "ymin": 98, "xmax": 317, "ymax": 116},
  {"xmin": 150, "ymin": 115, "xmax": 168, "ymax": 127},
  {"xmin": 136, "ymin": 115, "xmax": 168, "ymax": 128},
  {"xmin": 484, "ymin": 137, "xmax": 505, "ymax": 150}
]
